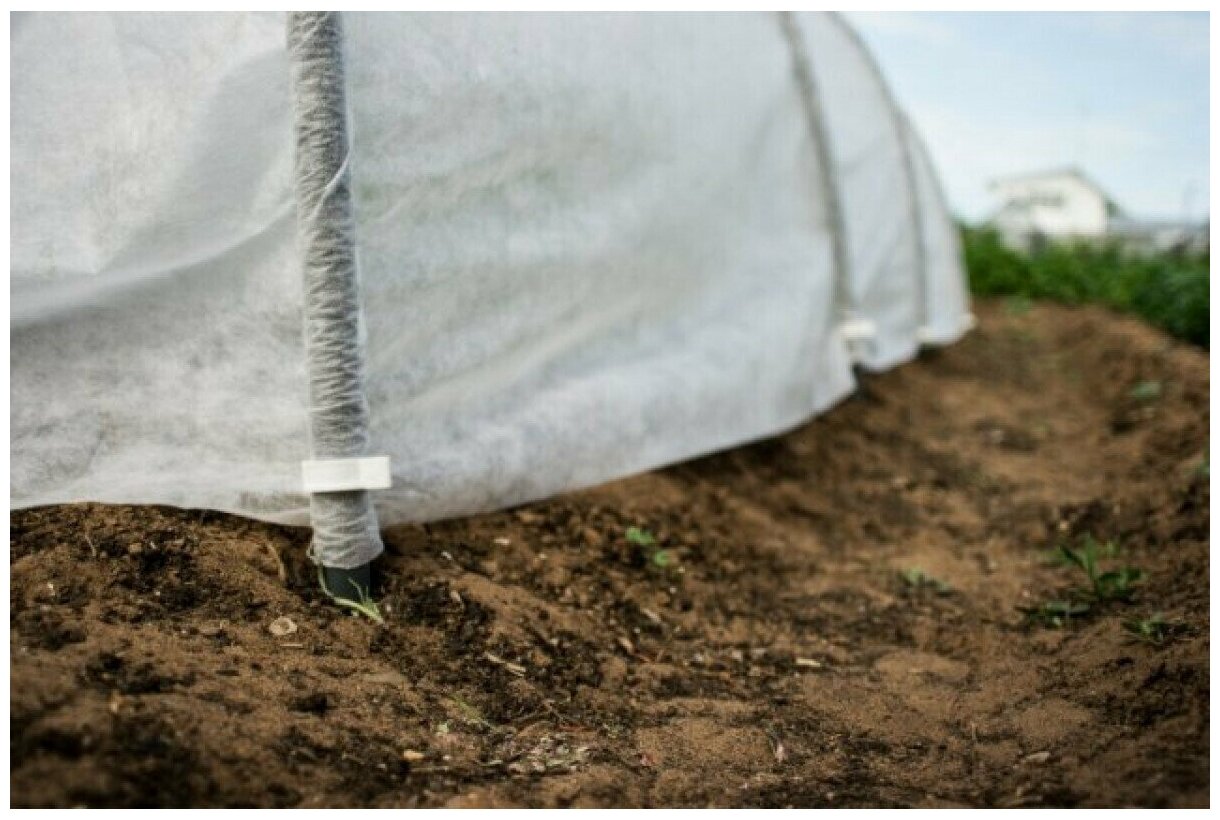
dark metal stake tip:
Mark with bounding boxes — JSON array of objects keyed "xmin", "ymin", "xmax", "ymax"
[{"xmin": 320, "ymin": 561, "xmax": 374, "ymax": 602}]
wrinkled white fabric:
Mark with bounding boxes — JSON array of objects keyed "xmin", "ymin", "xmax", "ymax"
[
  {"xmin": 903, "ymin": 116, "xmax": 973, "ymax": 345},
  {"xmin": 795, "ymin": 12, "xmax": 924, "ymax": 371},
  {"xmin": 11, "ymin": 12, "xmax": 307, "ymax": 521},
  {"xmin": 11, "ymin": 12, "xmax": 966, "ymax": 527}
]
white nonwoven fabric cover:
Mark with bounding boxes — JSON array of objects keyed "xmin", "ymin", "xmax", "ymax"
[
  {"xmin": 903, "ymin": 117, "xmax": 973, "ymax": 345},
  {"xmin": 11, "ymin": 12, "xmax": 966, "ymax": 527},
  {"xmin": 795, "ymin": 12, "xmax": 924, "ymax": 371},
  {"xmin": 11, "ymin": 12, "xmax": 307, "ymax": 520}
]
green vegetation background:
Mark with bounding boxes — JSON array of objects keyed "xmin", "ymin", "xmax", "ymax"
[{"xmin": 960, "ymin": 226, "xmax": 1210, "ymax": 348}]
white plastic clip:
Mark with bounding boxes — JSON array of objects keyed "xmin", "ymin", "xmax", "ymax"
[
  {"xmin": 838, "ymin": 317, "xmax": 877, "ymax": 344},
  {"xmin": 301, "ymin": 456, "xmax": 392, "ymax": 493},
  {"xmin": 839, "ymin": 317, "xmax": 878, "ymax": 365}
]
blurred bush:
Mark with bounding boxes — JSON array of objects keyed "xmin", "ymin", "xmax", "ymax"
[{"xmin": 961, "ymin": 225, "xmax": 1209, "ymax": 348}]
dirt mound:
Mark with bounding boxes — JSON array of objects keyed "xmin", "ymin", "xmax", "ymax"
[{"xmin": 11, "ymin": 300, "xmax": 1209, "ymax": 808}]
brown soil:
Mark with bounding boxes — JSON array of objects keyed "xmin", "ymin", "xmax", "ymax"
[{"xmin": 11, "ymin": 300, "xmax": 1210, "ymax": 808}]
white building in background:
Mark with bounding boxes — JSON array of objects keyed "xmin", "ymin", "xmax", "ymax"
[
  {"xmin": 988, "ymin": 167, "xmax": 1207, "ymax": 254},
  {"xmin": 988, "ymin": 168, "xmax": 1119, "ymax": 248}
]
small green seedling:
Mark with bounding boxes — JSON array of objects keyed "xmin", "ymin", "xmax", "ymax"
[
  {"xmin": 625, "ymin": 526, "xmax": 674, "ymax": 569},
  {"xmin": 1123, "ymin": 614, "xmax": 1166, "ymax": 645},
  {"xmin": 1043, "ymin": 537, "xmax": 1119, "ymax": 567},
  {"xmin": 317, "ymin": 567, "xmax": 385, "ymax": 624},
  {"xmin": 447, "ymin": 694, "xmax": 495, "ymax": 730},
  {"xmin": 624, "ymin": 527, "xmax": 656, "ymax": 547},
  {"xmin": 899, "ymin": 567, "xmax": 952, "ymax": 595},
  {"xmin": 1004, "ymin": 295, "xmax": 1033, "ymax": 316},
  {"xmin": 1123, "ymin": 614, "xmax": 1175, "ymax": 646},
  {"xmin": 1058, "ymin": 537, "xmax": 1141, "ymax": 604},
  {"xmin": 1024, "ymin": 536, "xmax": 1142, "ymax": 628},
  {"xmin": 1195, "ymin": 456, "xmax": 1209, "ymax": 478},
  {"xmin": 1020, "ymin": 600, "xmax": 1091, "ymax": 627},
  {"xmin": 1128, "ymin": 380, "xmax": 1162, "ymax": 402}
]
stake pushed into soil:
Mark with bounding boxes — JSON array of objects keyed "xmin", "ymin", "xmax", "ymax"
[{"xmin": 287, "ymin": 11, "xmax": 385, "ymax": 598}]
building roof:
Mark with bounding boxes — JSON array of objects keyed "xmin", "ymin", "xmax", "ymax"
[{"xmin": 987, "ymin": 166, "xmax": 1124, "ymax": 216}]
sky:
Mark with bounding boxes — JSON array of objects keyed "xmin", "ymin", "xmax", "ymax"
[{"xmin": 847, "ymin": 12, "xmax": 1209, "ymax": 224}]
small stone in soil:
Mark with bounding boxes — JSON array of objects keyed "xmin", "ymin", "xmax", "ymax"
[{"xmin": 269, "ymin": 616, "xmax": 298, "ymax": 637}]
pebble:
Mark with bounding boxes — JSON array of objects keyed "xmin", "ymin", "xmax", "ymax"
[
  {"xmin": 268, "ymin": 616, "xmax": 298, "ymax": 637},
  {"xmin": 363, "ymin": 670, "xmax": 409, "ymax": 686}
]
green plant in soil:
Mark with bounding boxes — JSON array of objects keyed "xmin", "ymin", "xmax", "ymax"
[
  {"xmin": 1022, "ymin": 600, "xmax": 1092, "ymax": 627},
  {"xmin": 1123, "ymin": 614, "xmax": 1177, "ymax": 646},
  {"xmin": 447, "ymin": 695, "xmax": 495, "ymax": 730},
  {"xmin": 1059, "ymin": 536, "xmax": 1142, "ymax": 604},
  {"xmin": 1128, "ymin": 380, "xmax": 1163, "ymax": 402},
  {"xmin": 1022, "ymin": 535, "xmax": 1143, "ymax": 627},
  {"xmin": 1043, "ymin": 536, "xmax": 1120, "ymax": 567},
  {"xmin": 1004, "ymin": 294, "xmax": 1034, "ymax": 316},
  {"xmin": 899, "ymin": 567, "xmax": 952, "ymax": 595},
  {"xmin": 317, "ymin": 567, "xmax": 386, "ymax": 624},
  {"xmin": 961, "ymin": 224, "xmax": 1209, "ymax": 348},
  {"xmin": 625, "ymin": 526, "xmax": 672, "ymax": 569}
]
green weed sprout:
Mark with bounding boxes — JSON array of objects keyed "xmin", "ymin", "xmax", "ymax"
[
  {"xmin": 1123, "ymin": 614, "xmax": 1172, "ymax": 645},
  {"xmin": 317, "ymin": 566, "xmax": 386, "ymax": 624},
  {"xmin": 1021, "ymin": 600, "xmax": 1091, "ymax": 627},
  {"xmin": 1023, "ymin": 536, "xmax": 1143, "ymax": 627},
  {"xmin": 625, "ymin": 526, "xmax": 673, "ymax": 570},
  {"xmin": 624, "ymin": 526, "xmax": 656, "ymax": 547},
  {"xmin": 1058, "ymin": 537, "xmax": 1142, "ymax": 604},
  {"xmin": 899, "ymin": 567, "xmax": 952, "ymax": 595},
  {"xmin": 1003, "ymin": 294, "xmax": 1033, "ymax": 316},
  {"xmin": 1128, "ymin": 380, "xmax": 1163, "ymax": 402}
]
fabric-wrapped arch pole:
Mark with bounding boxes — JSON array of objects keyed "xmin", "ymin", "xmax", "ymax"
[
  {"xmin": 776, "ymin": 12, "xmax": 857, "ymax": 342},
  {"xmin": 826, "ymin": 11, "xmax": 930, "ymax": 343},
  {"xmin": 287, "ymin": 11, "xmax": 386, "ymax": 595}
]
